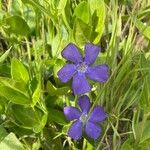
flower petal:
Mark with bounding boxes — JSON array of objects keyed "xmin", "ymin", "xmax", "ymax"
[
  {"xmin": 62, "ymin": 43, "xmax": 83, "ymax": 64},
  {"xmin": 64, "ymin": 106, "xmax": 81, "ymax": 121},
  {"xmin": 84, "ymin": 43, "xmax": 100, "ymax": 65},
  {"xmin": 72, "ymin": 73, "xmax": 91, "ymax": 95},
  {"xmin": 57, "ymin": 64, "xmax": 76, "ymax": 83},
  {"xmin": 89, "ymin": 106, "xmax": 107, "ymax": 123},
  {"xmin": 78, "ymin": 95, "xmax": 91, "ymax": 113},
  {"xmin": 68, "ymin": 120, "xmax": 83, "ymax": 140},
  {"xmin": 85, "ymin": 121, "xmax": 101, "ymax": 139},
  {"xmin": 86, "ymin": 64, "xmax": 109, "ymax": 83}
]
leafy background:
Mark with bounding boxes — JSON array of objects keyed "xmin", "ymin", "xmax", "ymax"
[{"xmin": 0, "ymin": 0, "xmax": 150, "ymax": 149}]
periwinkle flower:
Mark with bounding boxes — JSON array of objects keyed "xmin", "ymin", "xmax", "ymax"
[
  {"xmin": 64, "ymin": 95, "xmax": 107, "ymax": 140},
  {"xmin": 57, "ymin": 43, "xmax": 109, "ymax": 95}
]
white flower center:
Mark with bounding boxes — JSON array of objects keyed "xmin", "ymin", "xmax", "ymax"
[
  {"xmin": 77, "ymin": 63, "xmax": 88, "ymax": 72},
  {"xmin": 79, "ymin": 112, "xmax": 88, "ymax": 123}
]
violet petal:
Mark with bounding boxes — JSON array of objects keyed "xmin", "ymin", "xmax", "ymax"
[
  {"xmin": 78, "ymin": 95, "xmax": 91, "ymax": 113},
  {"xmin": 68, "ymin": 120, "xmax": 83, "ymax": 140},
  {"xmin": 84, "ymin": 43, "xmax": 100, "ymax": 65},
  {"xmin": 64, "ymin": 106, "xmax": 81, "ymax": 121},
  {"xmin": 89, "ymin": 106, "xmax": 107, "ymax": 123},
  {"xmin": 86, "ymin": 64, "xmax": 109, "ymax": 83},
  {"xmin": 62, "ymin": 43, "xmax": 83, "ymax": 64},
  {"xmin": 72, "ymin": 73, "xmax": 91, "ymax": 95},
  {"xmin": 57, "ymin": 64, "xmax": 76, "ymax": 83},
  {"xmin": 85, "ymin": 121, "xmax": 101, "ymax": 139}
]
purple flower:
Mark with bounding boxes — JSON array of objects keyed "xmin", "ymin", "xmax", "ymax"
[
  {"xmin": 57, "ymin": 43, "xmax": 109, "ymax": 95},
  {"xmin": 64, "ymin": 95, "xmax": 107, "ymax": 140}
]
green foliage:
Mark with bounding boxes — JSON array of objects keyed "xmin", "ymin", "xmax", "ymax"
[
  {"xmin": 0, "ymin": 47, "xmax": 12, "ymax": 63},
  {"xmin": 73, "ymin": 18, "xmax": 92, "ymax": 46},
  {"xmin": 47, "ymin": 81, "xmax": 69, "ymax": 96},
  {"xmin": 0, "ymin": 0, "xmax": 150, "ymax": 149},
  {"xmin": 0, "ymin": 132, "xmax": 25, "ymax": 150},
  {"xmin": 11, "ymin": 58, "xmax": 29, "ymax": 83},
  {"xmin": 0, "ymin": 126, "xmax": 8, "ymax": 142},
  {"xmin": 89, "ymin": 0, "xmax": 105, "ymax": 44},
  {"xmin": 48, "ymin": 108, "xmax": 67, "ymax": 125},
  {"xmin": 3, "ymin": 15, "xmax": 30, "ymax": 36},
  {"xmin": 73, "ymin": 1, "xmax": 90, "ymax": 24},
  {"xmin": 7, "ymin": 104, "xmax": 47, "ymax": 133},
  {"xmin": 0, "ymin": 78, "xmax": 31, "ymax": 105},
  {"xmin": 135, "ymin": 18, "xmax": 150, "ymax": 40}
]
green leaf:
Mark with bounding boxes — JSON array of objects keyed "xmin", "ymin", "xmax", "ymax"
[
  {"xmin": 0, "ymin": 77, "xmax": 28, "ymax": 93},
  {"xmin": 0, "ymin": 98, "xmax": 6, "ymax": 114},
  {"xmin": 8, "ymin": 104, "xmax": 47, "ymax": 133},
  {"xmin": 48, "ymin": 108, "xmax": 67, "ymax": 125},
  {"xmin": 42, "ymin": 127, "xmax": 62, "ymax": 150},
  {"xmin": 134, "ymin": 18, "xmax": 150, "ymax": 40},
  {"xmin": 0, "ymin": 126, "xmax": 8, "ymax": 142},
  {"xmin": 21, "ymin": 0, "xmax": 49, "ymax": 16},
  {"xmin": 139, "ymin": 55, "xmax": 150, "ymax": 110},
  {"xmin": 32, "ymin": 138, "xmax": 41, "ymax": 150},
  {"xmin": 137, "ymin": 139, "xmax": 150, "ymax": 150},
  {"xmin": 89, "ymin": 0, "xmax": 105, "ymax": 43},
  {"xmin": 0, "ymin": 64, "xmax": 10, "ymax": 77},
  {"xmin": 46, "ymin": 81, "xmax": 69, "ymax": 96},
  {"xmin": 32, "ymin": 82, "xmax": 41, "ymax": 106},
  {"xmin": 122, "ymin": 139, "xmax": 133, "ymax": 150},
  {"xmin": 10, "ymin": 0, "xmax": 22, "ymax": 16},
  {"xmin": 0, "ymin": 78, "xmax": 31, "ymax": 105},
  {"xmin": 140, "ymin": 120, "xmax": 150, "ymax": 143},
  {"xmin": 11, "ymin": 58, "xmax": 29, "ymax": 83},
  {"xmin": 53, "ymin": 59, "xmax": 65, "ymax": 84},
  {"xmin": 57, "ymin": 0, "xmax": 68, "ymax": 15},
  {"xmin": 74, "ymin": 1, "xmax": 90, "ymax": 24},
  {"xmin": 0, "ymin": 104, "xmax": 4, "ymax": 114},
  {"xmin": 0, "ymin": 85, "xmax": 31, "ymax": 105},
  {"xmin": 73, "ymin": 19, "xmax": 92, "ymax": 46},
  {"xmin": 30, "ymin": 77, "xmax": 41, "ymax": 106},
  {"xmin": 0, "ymin": 47, "xmax": 12, "ymax": 63},
  {"xmin": 3, "ymin": 16, "xmax": 30, "ymax": 36},
  {"xmin": 0, "ymin": 133, "xmax": 25, "ymax": 150},
  {"xmin": 140, "ymin": 78, "xmax": 150, "ymax": 110},
  {"xmin": 46, "ymin": 81, "xmax": 56, "ymax": 95}
]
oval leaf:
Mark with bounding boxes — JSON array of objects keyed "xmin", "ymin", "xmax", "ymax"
[
  {"xmin": 73, "ymin": 1, "xmax": 90, "ymax": 24},
  {"xmin": 0, "ymin": 85, "xmax": 31, "ymax": 105},
  {"xmin": 4, "ymin": 16, "xmax": 30, "ymax": 36},
  {"xmin": 8, "ymin": 104, "xmax": 47, "ymax": 133},
  {"xmin": 11, "ymin": 58, "xmax": 29, "ymax": 83},
  {"xmin": 89, "ymin": 0, "xmax": 106, "ymax": 44}
]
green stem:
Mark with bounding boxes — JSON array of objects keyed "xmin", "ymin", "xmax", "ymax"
[{"xmin": 82, "ymin": 138, "xmax": 87, "ymax": 150}]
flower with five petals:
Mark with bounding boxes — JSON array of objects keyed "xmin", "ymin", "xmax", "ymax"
[
  {"xmin": 57, "ymin": 43, "xmax": 109, "ymax": 95},
  {"xmin": 64, "ymin": 95, "xmax": 107, "ymax": 140}
]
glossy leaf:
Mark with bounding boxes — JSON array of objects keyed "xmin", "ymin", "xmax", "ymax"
[
  {"xmin": 0, "ymin": 133, "xmax": 25, "ymax": 150},
  {"xmin": 89, "ymin": 0, "xmax": 105, "ymax": 43},
  {"xmin": 122, "ymin": 139, "xmax": 133, "ymax": 150},
  {"xmin": 73, "ymin": 19, "xmax": 92, "ymax": 46},
  {"xmin": 46, "ymin": 81, "xmax": 69, "ymax": 96},
  {"xmin": 140, "ymin": 120, "xmax": 150, "ymax": 143},
  {"xmin": 0, "ymin": 47, "xmax": 12, "ymax": 63},
  {"xmin": 0, "ymin": 78, "xmax": 32, "ymax": 105},
  {"xmin": 32, "ymin": 81, "xmax": 41, "ymax": 106},
  {"xmin": 134, "ymin": 19, "xmax": 150, "ymax": 40},
  {"xmin": 3, "ymin": 16, "xmax": 30, "ymax": 36},
  {"xmin": 139, "ymin": 55, "xmax": 150, "ymax": 110},
  {"xmin": 8, "ymin": 104, "xmax": 47, "ymax": 133},
  {"xmin": 0, "ymin": 126, "xmax": 8, "ymax": 142},
  {"xmin": 48, "ymin": 108, "xmax": 67, "ymax": 125},
  {"xmin": 73, "ymin": 1, "xmax": 90, "ymax": 24},
  {"xmin": 57, "ymin": 0, "xmax": 68, "ymax": 15},
  {"xmin": 11, "ymin": 58, "xmax": 29, "ymax": 84}
]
